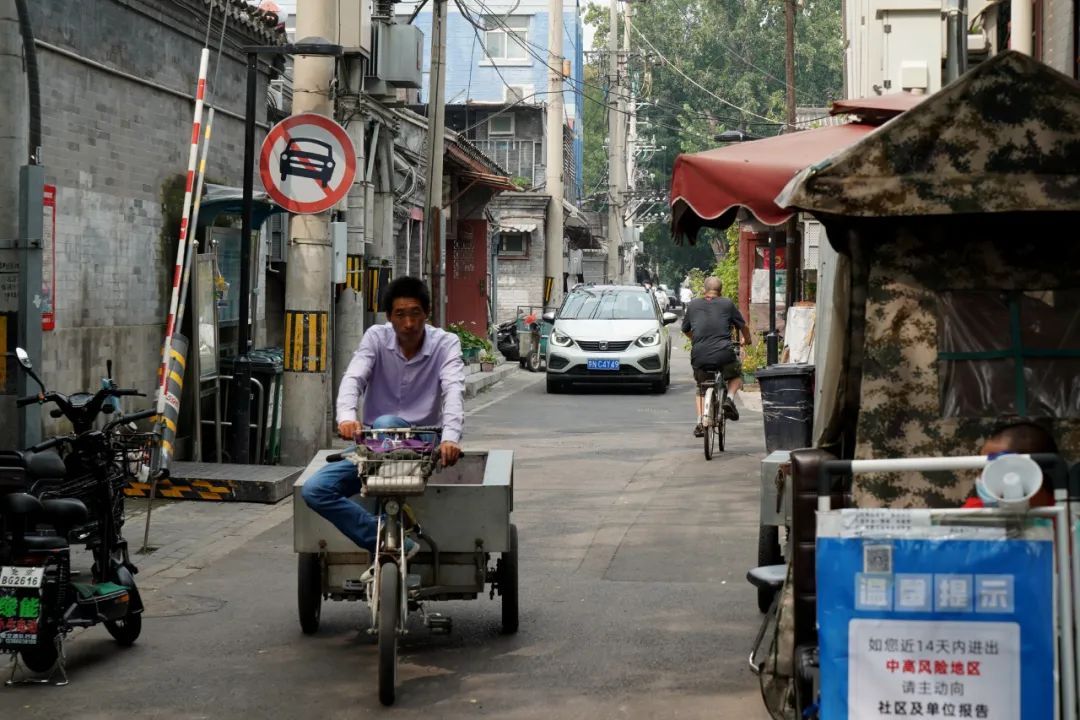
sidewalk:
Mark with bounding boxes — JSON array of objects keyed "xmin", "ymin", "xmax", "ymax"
[{"xmin": 464, "ymin": 360, "xmax": 517, "ymax": 398}]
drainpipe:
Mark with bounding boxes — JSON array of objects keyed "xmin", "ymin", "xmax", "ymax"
[{"xmin": 1011, "ymin": 0, "xmax": 1033, "ymax": 54}]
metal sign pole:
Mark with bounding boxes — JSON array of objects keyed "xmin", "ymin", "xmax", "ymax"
[{"xmin": 16, "ymin": 164, "xmax": 43, "ymax": 449}]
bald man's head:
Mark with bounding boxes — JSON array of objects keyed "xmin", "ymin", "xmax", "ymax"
[{"xmin": 703, "ymin": 277, "xmax": 722, "ymax": 295}]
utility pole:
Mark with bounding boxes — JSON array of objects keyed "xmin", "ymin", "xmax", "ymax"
[
  {"xmin": 617, "ymin": 0, "xmax": 630, "ymax": 287},
  {"xmin": 606, "ymin": 0, "xmax": 623, "ymax": 284},
  {"xmin": 280, "ymin": 0, "xmax": 338, "ymax": 466},
  {"xmin": 424, "ymin": 0, "xmax": 449, "ymax": 325},
  {"xmin": 775, "ymin": 0, "xmax": 798, "ymax": 364},
  {"xmin": 336, "ymin": 55, "xmax": 367, "ymax": 397},
  {"xmin": 0, "ymin": 0, "xmax": 30, "ymax": 439},
  {"xmin": 544, "ymin": 0, "xmax": 564, "ymax": 308},
  {"xmin": 784, "ymin": 0, "xmax": 796, "ymax": 132}
]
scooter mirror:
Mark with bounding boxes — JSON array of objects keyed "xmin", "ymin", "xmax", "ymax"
[{"xmin": 15, "ymin": 347, "xmax": 46, "ymax": 393}]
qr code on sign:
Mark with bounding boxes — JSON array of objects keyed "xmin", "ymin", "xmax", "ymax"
[{"xmin": 863, "ymin": 543, "xmax": 893, "ymax": 574}]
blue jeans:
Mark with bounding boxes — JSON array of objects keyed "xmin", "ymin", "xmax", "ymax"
[{"xmin": 301, "ymin": 415, "xmax": 409, "ymax": 553}]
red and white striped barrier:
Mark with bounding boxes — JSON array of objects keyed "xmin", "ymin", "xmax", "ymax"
[{"xmin": 156, "ymin": 47, "xmax": 210, "ymax": 464}]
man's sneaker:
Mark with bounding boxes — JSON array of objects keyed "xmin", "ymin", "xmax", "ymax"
[
  {"xmin": 723, "ymin": 397, "xmax": 740, "ymax": 422},
  {"xmin": 693, "ymin": 423, "xmax": 704, "ymax": 438}
]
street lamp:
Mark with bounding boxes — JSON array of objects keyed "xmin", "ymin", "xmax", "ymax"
[{"xmin": 230, "ymin": 38, "xmax": 342, "ymax": 465}]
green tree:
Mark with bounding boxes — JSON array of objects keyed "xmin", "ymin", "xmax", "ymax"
[{"xmin": 580, "ymin": 0, "xmax": 843, "ymax": 291}]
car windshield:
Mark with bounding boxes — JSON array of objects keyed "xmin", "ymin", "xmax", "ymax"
[{"xmin": 559, "ymin": 290, "xmax": 656, "ymax": 320}]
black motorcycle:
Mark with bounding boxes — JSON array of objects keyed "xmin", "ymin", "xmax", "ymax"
[
  {"xmin": 495, "ymin": 320, "xmax": 519, "ymax": 362},
  {"xmin": 0, "ymin": 348, "xmax": 154, "ymax": 681}
]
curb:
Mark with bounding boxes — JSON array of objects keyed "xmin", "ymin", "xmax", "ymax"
[
  {"xmin": 739, "ymin": 388, "xmax": 763, "ymax": 413},
  {"xmin": 464, "ymin": 362, "xmax": 517, "ymax": 399}
]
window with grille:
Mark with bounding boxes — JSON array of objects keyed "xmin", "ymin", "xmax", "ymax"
[
  {"xmin": 483, "ymin": 15, "xmax": 529, "ymax": 62},
  {"xmin": 488, "ymin": 114, "xmax": 515, "ymax": 136},
  {"xmin": 938, "ymin": 290, "xmax": 1080, "ymax": 417},
  {"xmin": 497, "ymin": 232, "xmax": 528, "ymax": 257}
]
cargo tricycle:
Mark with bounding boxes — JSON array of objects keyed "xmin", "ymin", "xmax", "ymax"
[{"xmin": 293, "ymin": 429, "xmax": 517, "ymax": 706}]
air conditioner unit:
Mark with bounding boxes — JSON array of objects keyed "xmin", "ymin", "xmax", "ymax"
[{"xmin": 505, "ymin": 85, "xmax": 533, "ymax": 103}]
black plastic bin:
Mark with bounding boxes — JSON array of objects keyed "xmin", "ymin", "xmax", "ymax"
[
  {"xmin": 219, "ymin": 348, "xmax": 284, "ymax": 464},
  {"xmin": 755, "ymin": 363, "xmax": 815, "ymax": 454}
]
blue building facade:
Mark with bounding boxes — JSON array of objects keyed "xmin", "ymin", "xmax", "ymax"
[{"xmin": 402, "ymin": 0, "xmax": 586, "ymax": 201}]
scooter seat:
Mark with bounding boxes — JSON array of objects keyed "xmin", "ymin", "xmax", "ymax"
[
  {"xmin": 747, "ymin": 564, "xmax": 788, "ymax": 591},
  {"xmin": 41, "ymin": 498, "xmax": 88, "ymax": 532},
  {"xmin": 0, "ymin": 492, "xmax": 44, "ymax": 516},
  {"xmin": 22, "ymin": 534, "xmax": 68, "ymax": 550}
]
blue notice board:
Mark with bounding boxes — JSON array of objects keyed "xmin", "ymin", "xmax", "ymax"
[{"xmin": 817, "ymin": 510, "xmax": 1055, "ymax": 719}]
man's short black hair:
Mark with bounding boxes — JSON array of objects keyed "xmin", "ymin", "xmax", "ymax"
[
  {"xmin": 382, "ymin": 276, "xmax": 431, "ymax": 314},
  {"xmin": 987, "ymin": 420, "xmax": 1059, "ymax": 454}
]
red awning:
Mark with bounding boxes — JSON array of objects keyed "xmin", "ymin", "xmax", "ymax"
[{"xmin": 670, "ymin": 122, "xmax": 876, "ymax": 241}]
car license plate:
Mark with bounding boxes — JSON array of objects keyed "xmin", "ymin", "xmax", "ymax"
[
  {"xmin": 587, "ymin": 359, "xmax": 620, "ymax": 371},
  {"xmin": 0, "ymin": 567, "xmax": 44, "ymax": 589}
]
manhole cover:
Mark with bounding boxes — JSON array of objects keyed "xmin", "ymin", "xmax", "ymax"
[{"xmin": 142, "ymin": 593, "xmax": 227, "ymax": 619}]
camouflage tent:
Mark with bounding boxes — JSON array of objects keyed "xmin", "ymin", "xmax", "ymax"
[{"xmin": 778, "ymin": 52, "xmax": 1080, "ymax": 507}]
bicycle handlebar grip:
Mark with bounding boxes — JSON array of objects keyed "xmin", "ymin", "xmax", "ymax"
[
  {"xmin": 16, "ymin": 394, "xmax": 39, "ymax": 408},
  {"xmin": 112, "ymin": 388, "xmax": 145, "ymax": 397},
  {"xmin": 326, "ymin": 452, "xmax": 346, "ymax": 463}
]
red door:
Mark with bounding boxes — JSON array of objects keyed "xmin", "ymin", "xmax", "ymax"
[{"xmin": 446, "ymin": 219, "xmax": 490, "ymax": 334}]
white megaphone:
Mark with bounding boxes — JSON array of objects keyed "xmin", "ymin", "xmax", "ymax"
[{"xmin": 976, "ymin": 454, "xmax": 1043, "ymax": 510}]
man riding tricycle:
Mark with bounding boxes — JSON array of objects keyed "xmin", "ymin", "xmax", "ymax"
[{"xmin": 292, "ymin": 277, "xmax": 518, "ymax": 706}]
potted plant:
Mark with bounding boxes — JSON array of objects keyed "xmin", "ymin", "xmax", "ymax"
[
  {"xmin": 449, "ymin": 323, "xmax": 492, "ymax": 364},
  {"xmin": 741, "ymin": 338, "xmax": 767, "ymax": 385},
  {"xmin": 479, "ymin": 350, "xmax": 497, "ymax": 372}
]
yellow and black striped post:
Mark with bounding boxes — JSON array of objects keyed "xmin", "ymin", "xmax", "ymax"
[
  {"xmin": 284, "ymin": 311, "xmax": 329, "ymax": 373},
  {"xmin": 543, "ymin": 276, "xmax": 555, "ymax": 305},
  {"xmin": 346, "ymin": 254, "xmax": 363, "ymax": 293},
  {"xmin": 364, "ymin": 266, "xmax": 381, "ymax": 311}
]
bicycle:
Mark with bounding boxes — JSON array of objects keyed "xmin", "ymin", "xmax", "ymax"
[{"xmin": 700, "ymin": 344, "xmax": 740, "ymax": 461}]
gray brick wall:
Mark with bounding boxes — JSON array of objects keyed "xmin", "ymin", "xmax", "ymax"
[{"xmin": 25, "ymin": 0, "xmax": 274, "ymax": 429}]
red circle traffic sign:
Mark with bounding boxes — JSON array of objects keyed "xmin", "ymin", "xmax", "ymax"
[{"xmin": 259, "ymin": 113, "xmax": 357, "ymax": 214}]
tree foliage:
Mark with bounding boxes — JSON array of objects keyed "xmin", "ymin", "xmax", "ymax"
[{"xmin": 581, "ymin": 0, "xmax": 843, "ymax": 286}]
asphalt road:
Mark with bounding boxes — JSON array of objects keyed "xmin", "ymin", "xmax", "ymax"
[{"xmin": 1, "ymin": 346, "xmax": 771, "ymax": 720}]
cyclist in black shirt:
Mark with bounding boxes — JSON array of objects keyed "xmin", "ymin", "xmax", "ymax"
[{"xmin": 682, "ymin": 277, "xmax": 752, "ymax": 437}]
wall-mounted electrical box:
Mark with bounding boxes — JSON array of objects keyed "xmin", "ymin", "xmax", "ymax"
[{"xmin": 338, "ymin": 0, "xmax": 373, "ymax": 57}]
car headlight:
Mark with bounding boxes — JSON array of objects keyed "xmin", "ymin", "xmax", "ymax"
[
  {"xmin": 551, "ymin": 330, "xmax": 573, "ymax": 347},
  {"xmin": 635, "ymin": 331, "xmax": 661, "ymax": 348}
]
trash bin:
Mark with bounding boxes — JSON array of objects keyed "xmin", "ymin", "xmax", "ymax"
[
  {"xmin": 250, "ymin": 348, "xmax": 284, "ymax": 464},
  {"xmin": 755, "ymin": 363, "xmax": 815, "ymax": 453},
  {"xmin": 220, "ymin": 348, "xmax": 284, "ymax": 464}
]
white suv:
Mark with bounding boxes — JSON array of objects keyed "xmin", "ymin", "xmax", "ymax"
[{"xmin": 543, "ymin": 285, "xmax": 678, "ymax": 394}]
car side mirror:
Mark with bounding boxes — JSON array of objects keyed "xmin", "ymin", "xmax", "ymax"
[
  {"xmin": 542, "ymin": 311, "xmax": 556, "ymax": 323},
  {"xmin": 662, "ymin": 312, "xmax": 678, "ymax": 325}
]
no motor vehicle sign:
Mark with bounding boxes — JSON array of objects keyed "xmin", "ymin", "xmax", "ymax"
[{"xmin": 259, "ymin": 113, "xmax": 357, "ymax": 214}]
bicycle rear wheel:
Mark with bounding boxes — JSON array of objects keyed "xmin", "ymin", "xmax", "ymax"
[{"xmin": 703, "ymin": 388, "xmax": 715, "ymax": 461}]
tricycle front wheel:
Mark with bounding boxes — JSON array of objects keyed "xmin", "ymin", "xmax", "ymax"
[
  {"xmin": 500, "ymin": 524, "xmax": 519, "ymax": 634},
  {"xmin": 297, "ymin": 552, "xmax": 322, "ymax": 635},
  {"xmin": 378, "ymin": 561, "xmax": 400, "ymax": 706}
]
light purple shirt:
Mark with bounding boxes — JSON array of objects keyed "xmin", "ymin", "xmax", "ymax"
[{"xmin": 336, "ymin": 323, "xmax": 466, "ymax": 444}]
